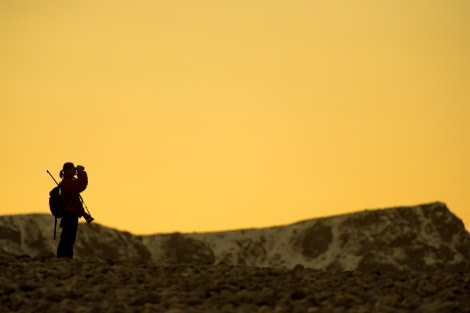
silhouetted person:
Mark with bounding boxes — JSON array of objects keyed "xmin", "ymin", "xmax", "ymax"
[{"xmin": 57, "ymin": 162, "xmax": 92, "ymax": 258}]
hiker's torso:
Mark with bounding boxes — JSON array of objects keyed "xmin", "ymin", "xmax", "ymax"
[{"xmin": 61, "ymin": 171, "xmax": 88, "ymax": 216}]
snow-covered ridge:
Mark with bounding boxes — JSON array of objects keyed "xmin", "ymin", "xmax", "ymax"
[{"xmin": 1, "ymin": 202, "xmax": 469, "ymax": 271}]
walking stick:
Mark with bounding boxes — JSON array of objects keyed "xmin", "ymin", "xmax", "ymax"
[{"xmin": 47, "ymin": 170, "xmax": 59, "ymax": 185}]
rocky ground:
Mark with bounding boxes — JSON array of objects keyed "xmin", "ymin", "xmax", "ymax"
[{"xmin": 1, "ymin": 254, "xmax": 469, "ymax": 313}]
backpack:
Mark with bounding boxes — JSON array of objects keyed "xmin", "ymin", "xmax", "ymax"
[{"xmin": 49, "ymin": 185, "xmax": 65, "ymax": 218}]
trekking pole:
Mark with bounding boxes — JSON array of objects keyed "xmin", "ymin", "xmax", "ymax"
[{"xmin": 47, "ymin": 170, "xmax": 59, "ymax": 186}]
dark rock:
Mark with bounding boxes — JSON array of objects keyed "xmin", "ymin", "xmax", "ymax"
[{"xmin": 162, "ymin": 232, "xmax": 215, "ymax": 264}]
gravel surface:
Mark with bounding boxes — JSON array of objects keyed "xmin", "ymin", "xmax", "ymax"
[{"xmin": 1, "ymin": 254, "xmax": 469, "ymax": 313}]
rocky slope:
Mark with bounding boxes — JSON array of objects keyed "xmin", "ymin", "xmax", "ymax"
[
  {"xmin": 1, "ymin": 202, "xmax": 469, "ymax": 271},
  {"xmin": 2, "ymin": 255, "xmax": 470, "ymax": 313}
]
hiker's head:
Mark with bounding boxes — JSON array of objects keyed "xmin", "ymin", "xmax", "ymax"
[{"xmin": 60, "ymin": 162, "xmax": 76, "ymax": 178}]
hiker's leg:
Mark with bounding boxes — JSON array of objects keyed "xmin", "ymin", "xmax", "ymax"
[{"xmin": 57, "ymin": 213, "xmax": 78, "ymax": 258}]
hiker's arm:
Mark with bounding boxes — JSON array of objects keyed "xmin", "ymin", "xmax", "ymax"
[{"xmin": 69, "ymin": 169, "xmax": 88, "ymax": 192}]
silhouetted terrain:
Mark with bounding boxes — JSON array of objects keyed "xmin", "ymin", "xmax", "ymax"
[
  {"xmin": 2, "ymin": 202, "xmax": 470, "ymax": 312},
  {"xmin": 1, "ymin": 202, "xmax": 469, "ymax": 271}
]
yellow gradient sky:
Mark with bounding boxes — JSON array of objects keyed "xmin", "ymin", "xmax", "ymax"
[{"xmin": 1, "ymin": 1, "xmax": 469, "ymax": 234}]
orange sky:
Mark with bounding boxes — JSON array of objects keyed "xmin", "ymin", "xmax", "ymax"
[{"xmin": 1, "ymin": 0, "xmax": 469, "ymax": 234}]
